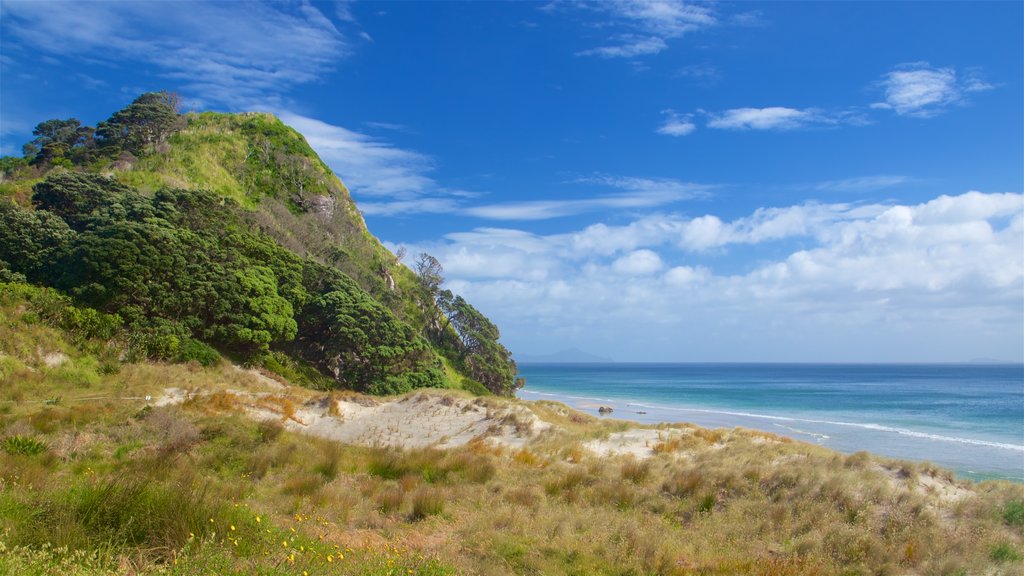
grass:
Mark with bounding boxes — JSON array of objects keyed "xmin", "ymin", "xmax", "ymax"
[{"xmin": 1, "ymin": 289, "xmax": 1023, "ymax": 574}]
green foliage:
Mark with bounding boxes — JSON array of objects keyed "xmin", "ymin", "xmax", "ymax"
[
  {"xmin": 1004, "ymin": 500, "xmax": 1024, "ymax": 527},
  {"xmin": 436, "ymin": 288, "xmax": 519, "ymax": 395},
  {"xmin": 0, "ymin": 155, "xmax": 29, "ymax": 177},
  {"xmin": 209, "ymin": 266, "xmax": 297, "ymax": 352},
  {"xmin": 0, "ymin": 200, "xmax": 75, "ymax": 281},
  {"xmin": 96, "ymin": 92, "xmax": 180, "ymax": 157},
  {"xmin": 0, "ymin": 282, "xmax": 122, "ymax": 343},
  {"xmin": 24, "ymin": 118, "xmax": 96, "ymax": 166},
  {"xmin": 298, "ymin": 282, "xmax": 441, "ymax": 393},
  {"xmin": 991, "ymin": 542, "xmax": 1021, "ymax": 563},
  {"xmin": 2, "ymin": 435, "xmax": 48, "ymax": 456},
  {"xmin": 31, "ymin": 171, "xmax": 142, "ymax": 230},
  {"xmin": 178, "ymin": 337, "xmax": 221, "ymax": 366},
  {"xmin": 413, "ymin": 254, "xmax": 520, "ymax": 396}
]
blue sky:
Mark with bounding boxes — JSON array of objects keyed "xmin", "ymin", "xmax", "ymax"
[{"xmin": 2, "ymin": 1, "xmax": 1022, "ymax": 362}]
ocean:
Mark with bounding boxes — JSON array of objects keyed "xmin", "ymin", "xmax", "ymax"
[{"xmin": 515, "ymin": 363, "xmax": 1024, "ymax": 482}]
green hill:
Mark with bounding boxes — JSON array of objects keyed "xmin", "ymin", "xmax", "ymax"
[{"xmin": 0, "ymin": 93, "xmax": 518, "ymax": 397}]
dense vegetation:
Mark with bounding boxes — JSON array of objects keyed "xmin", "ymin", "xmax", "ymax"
[{"xmin": 0, "ymin": 93, "xmax": 519, "ymax": 396}]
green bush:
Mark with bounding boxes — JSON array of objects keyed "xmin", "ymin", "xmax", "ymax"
[
  {"xmin": 2, "ymin": 435, "xmax": 48, "ymax": 456},
  {"xmin": 991, "ymin": 542, "xmax": 1021, "ymax": 563},
  {"xmin": 1004, "ymin": 500, "xmax": 1024, "ymax": 527},
  {"xmin": 177, "ymin": 337, "xmax": 220, "ymax": 366}
]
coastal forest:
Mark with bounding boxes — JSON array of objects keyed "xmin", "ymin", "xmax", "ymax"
[{"xmin": 0, "ymin": 92, "xmax": 519, "ymax": 397}]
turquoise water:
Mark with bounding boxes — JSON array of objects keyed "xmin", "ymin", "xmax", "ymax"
[{"xmin": 516, "ymin": 363, "xmax": 1024, "ymax": 482}]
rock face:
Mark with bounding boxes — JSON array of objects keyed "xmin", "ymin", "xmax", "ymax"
[{"xmin": 301, "ymin": 193, "xmax": 335, "ymax": 218}]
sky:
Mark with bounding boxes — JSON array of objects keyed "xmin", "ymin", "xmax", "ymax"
[{"xmin": 1, "ymin": 1, "xmax": 1022, "ymax": 363}]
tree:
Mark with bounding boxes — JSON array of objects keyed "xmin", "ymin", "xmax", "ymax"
[
  {"xmin": 96, "ymin": 91, "xmax": 180, "ymax": 156},
  {"xmin": 23, "ymin": 118, "xmax": 94, "ymax": 166},
  {"xmin": 32, "ymin": 171, "xmax": 145, "ymax": 231},
  {"xmin": 415, "ymin": 253, "xmax": 444, "ymax": 299},
  {"xmin": 0, "ymin": 201, "xmax": 75, "ymax": 281},
  {"xmin": 299, "ymin": 286, "xmax": 435, "ymax": 392},
  {"xmin": 437, "ymin": 292, "xmax": 519, "ymax": 395},
  {"xmin": 208, "ymin": 266, "xmax": 297, "ymax": 352}
]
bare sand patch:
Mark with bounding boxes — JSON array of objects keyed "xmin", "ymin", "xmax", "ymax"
[
  {"xmin": 583, "ymin": 428, "xmax": 689, "ymax": 458},
  {"xmin": 272, "ymin": 392, "xmax": 551, "ymax": 449}
]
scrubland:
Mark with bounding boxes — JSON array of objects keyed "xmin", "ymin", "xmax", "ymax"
[{"xmin": 2, "ymin": 287, "xmax": 1023, "ymax": 575}]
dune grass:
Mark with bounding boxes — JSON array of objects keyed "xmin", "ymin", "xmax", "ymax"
[{"xmin": 1, "ymin": 289, "xmax": 1022, "ymax": 574}]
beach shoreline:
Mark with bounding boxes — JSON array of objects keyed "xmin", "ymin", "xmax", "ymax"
[{"xmin": 517, "ymin": 387, "xmax": 1024, "ymax": 483}]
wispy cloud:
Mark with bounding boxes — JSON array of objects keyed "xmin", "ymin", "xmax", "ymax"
[
  {"xmin": 566, "ymin": 0, "xmax": 717, "ymax": 58},
  {"xmin": 464, "ymin": 194, "xmax": 675, "ymax": 221},
  {"xmin": 656, "ymin": 110, "xmax": 696, "ymax": 136},
  {"xmin": 278, "ymin": 111, "xmax": 446, "ymax": 203},
  {"xmin": 464, "ymin": 175, "xmax": 710, "ymax": 221},
  {"xmin": 675, "ymin": 63, "xmax": 722, "ymax": 88},
  {"xmin": 871, "ymin": 62, "xmax": 995, "ymax": 117},
  {"xmin": 359, "ymin": 198, "xmax": 460, "ymax": 217},
  {"xmin": 285, "ymin": 110, "xmax": 710, "ymax": 220},
  {"xmin": 706, "ymin": 107, "xmax": 847, "ymax": 131},
  {"xmin": 813, "ymin": 175, "xmax": 911, "ymax": 193},
  {"xmin": 0, "ymin": 1, "xmax": 351, "ymax": 108}
]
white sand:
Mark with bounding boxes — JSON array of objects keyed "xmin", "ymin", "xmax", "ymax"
[{"xmin": 253, "ymin": 392, "xmax": 551, "ymax": 450}]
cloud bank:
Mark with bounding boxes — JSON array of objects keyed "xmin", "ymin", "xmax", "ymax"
[{"xmin": 395, "ymin": 191, "xmax": 1024, "ymax": 362}]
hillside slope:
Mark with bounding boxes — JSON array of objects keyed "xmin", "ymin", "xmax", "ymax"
[{"xmin": 0, "ymin": 93, "xmax": 518, "ymax": 396}]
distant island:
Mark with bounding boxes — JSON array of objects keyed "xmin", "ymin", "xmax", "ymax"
[{"xmin": 517, "ymin": 348, "xmax": 614, "ymax": 364}]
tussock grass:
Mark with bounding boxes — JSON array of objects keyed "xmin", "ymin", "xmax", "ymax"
[{"xmin": 410, "ymin": 486, "xmax": 446, "ymax": 520}]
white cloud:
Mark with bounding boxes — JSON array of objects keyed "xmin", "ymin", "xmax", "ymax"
[
  {"xmin": 612, "ymin": 249, "xmax": 664, "ymax": 275},
  {"xmin": 570, "ymin": 0, "xmax": 717, "ymax": 58},
  {"xmin": 1, "ymin": 1, "xmax": 349, "ymax": 108},
  {"xmin": 872, "ymin": 62, "xmax": 994, "ymax": 117},
  {"xmin": 706, "ymin": 107, "xmax": 836, "ymax": 131},
  {"xmin": 278, "ymin": 111, "xmax": 438, "ymax": 200},
  {"xmin": 579, "ymin": 35, "xmax": 668, "ymax": 58},
  {"xmin": 403, "ymin": 191, "xmax": 1024, "ymax": 362},
  {"xmin": 656, "ymin": 110, "xmax": 696, "ymax": 136}
]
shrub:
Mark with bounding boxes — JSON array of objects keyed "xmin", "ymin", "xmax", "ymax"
[
  {"xmin": 991, "ymin": 542, "xmax": 1021, "ymax": 563},
  {"xmin": 2, "ymin": 435, "xmax": 48, "ymax": 456},
  {"xmin": 177, "ymin": 337, "xmax": 220, "ymax": 366},
  {"xmin": 1004, "ymin": 500, "xmax": 1024, "ymax": 527}
]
